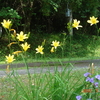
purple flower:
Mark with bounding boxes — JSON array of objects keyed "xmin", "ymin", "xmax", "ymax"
[
  {"xmin": 86, "ymin": 77, "xmax": 94, "ymax": 83},
  {"xmin": 76, "ymin": 95, "xmax": 82, "ymax": 100},
  {"xmin": 95, "ymin": 75, "xmax": 100, "ymax": 80},
  {"xmin": 94, "ymin": 82, "xmax": 99, "ymax": 87},
  {"xmin": 84, "ymin": 72, "xmax": 91, "ymax": 77}
]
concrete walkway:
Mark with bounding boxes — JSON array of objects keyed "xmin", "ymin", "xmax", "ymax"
[{"xmin": 0, "ymin": 59, "xmax": 100, "ymax": 77}]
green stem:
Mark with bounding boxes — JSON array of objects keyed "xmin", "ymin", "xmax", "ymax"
[
  {"xmin": 61, "ymin": 47, "xmax": 64, "ymax": 58},
  {"xmin": 5, "ymin": 29, "xmax": 12, "ymax": 53},
  {"xmin": 96, "ymin": 25, "xmax": 99, "ymax": 38},
  {"xmin": 5, "ymin": 29, "xmax": 10, "ymax": 44},
  {"xmin": 21, "ymin": 53, "xmax": 34, "ymax": 99},
  {"xmin": 69, "ymin": 35, "xmax": 72, "ymax": 57},
  {"xmin": 61, "ymin": 36, "xmax": 66, "ymax": 58},
  {"xmin": 21, "ymin": 54, "xmax": 31, "ymax": 82}
]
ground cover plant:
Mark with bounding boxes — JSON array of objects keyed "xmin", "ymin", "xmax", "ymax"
[{"xmin": 0, "ymin": 16, "xmax": 100, "ymax": 100}]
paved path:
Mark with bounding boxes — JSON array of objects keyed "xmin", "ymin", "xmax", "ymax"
[{"xmin": 0, "ymin": 59, "xmax": 100, "ymax": 77}]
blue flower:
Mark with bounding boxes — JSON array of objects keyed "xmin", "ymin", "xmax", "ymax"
[
  {"xmin": 94, "ymin": 82, "xmax": 99, "ymax": 87},
  {"xmin": 76, "ymin": 95, "xmax": 82, "ymax": 100},
  {"xmin": 86, "ymin": 77, "xmax": 94, "ymax": 83},
  {"xmin": 87, "ymin": 99, "xmax": 92, "ymax": 100},
  {"xmin": 95, "ymin": 75, "xmax": 100, "ymax": 80},
  {"xmin": 84, "ymin": 72, "xmax": 91, "ymax": 77}
]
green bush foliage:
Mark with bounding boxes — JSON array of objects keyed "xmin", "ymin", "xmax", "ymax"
[{"xmin": 0, "ymin": 0, "xmax": 99, "ymax": 33}]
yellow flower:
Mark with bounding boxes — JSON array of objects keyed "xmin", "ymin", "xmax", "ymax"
[
  {"xmin": 72, "ymin": 19, "xmax": 82, "ymax": 29},
  {"xmin": 12, "ymin": 51, "xmax": 22, "ymax": 55},
  {"xmin": 50, "ymin": 47, "xmax": 55, "ymax": 53},
  {"xmin": 7, "ymin": 42, "xmax": 17, "ymax": 47},
  {"xmin": 1, "ymin": 19, "xmax": 11, "ymax": 29},
  {"xmin": 51, "ymin": 40, "xmax": 60, "ymax": 49},
  {"xmin": 21, "ymin": 42, "xmax": 30, "ymax": 51},
  {"xmin": 10, "ymin": 29, "xmax": 16, "ymax": 36},
  {"xmin": 5, "ymin": 54, "xmax": 15, "ymax": 63},
  {"xmin": 36, "ymin": 45, "xmax": 44, "ymax": 54},
  {"xmin": 16, "ymin": 31, "xmax": 28, "ymax": 41},
  {"xmin": 87, "ymin": 16, "xmax": 99, "ymax": 26}
]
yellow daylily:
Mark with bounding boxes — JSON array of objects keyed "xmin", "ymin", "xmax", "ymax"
[
  {"xmin": 7, "ymin": 42, "xmax": 17, "ymax": 47},
  {"xmin": 5, "ymin": 54, "xmax": 15, "ymax": 63},
  {"xmin": 51, "ymin": 40, "xmax": 60, "ymax": 49},
  {"xmin": 16, "ymin": 31, "xmax": 28, "ymax": 41},
  {"xmin": 13, "ymin": 51, "xmax": 22, "ymax": 55},
  {"xmin": 1, "ymin": 19, "xmax": 12, "ymax": 29},
  {"xmin": 10, "ymin": 29, "xmax": 16, "ymax": 36},
  {"xmin": 72, "ymin": 19, "xmax": 82, "ymax": 30},
  {"xmin": 21, "ymin": 42, "xmax": 30, "ymax": 51},
  {"xmin": 87, "ymin": 16, "xmax": 99, "ymax": 26},
  {"xmin": 36, "ymin": 45, "xmax": 44, "ymax": 54},
  {"xmin": 50, "ymin": 47, "xmax": 55, "ymax": 53}
]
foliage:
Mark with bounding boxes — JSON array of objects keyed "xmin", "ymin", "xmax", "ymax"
[
  {"xmin": 0, "ymin": 0, "xmax": 99, "ymax": 33},
  {"xmin": 1, "ymin": 31, "xmax": 100, "ymax": 61},
  {"xmin": 73, "ymin": 0, "xmax": 100, "ymax": 35},
  {"xmin": 0, "ymin": 7, "xmax": 22, "ymax": 27}
]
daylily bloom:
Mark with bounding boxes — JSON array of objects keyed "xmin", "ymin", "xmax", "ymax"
[
  {"xmin": 51, "ymin": 40, "xmax": 60, "ymax": 49},
  {"xmin": 12, "ymin": 51, "xmax": 22, "ymax": 55},
  {"xmin": 10, "ymin": 29, "xmax": 16, "ymax": 37},
  {"xmin": 87, "ymin": 16, "xmax": 99, "ymax": 26},
  {"xmin": 36, "ymin": 45, "xmax": 44, "ymax": 54},
  {"xmin": 21, "ymin": 42, "xmax": 30, "ymax": 51},
  {"xmin": 50, "ymin": 47, "xmax": 55, "ymax": 53},
  {"xmin": 7, "ymin": 42, "xmax": 17, "ymax": 47},
  {"xmin": 16, "ymin": 31, "xmax": 28, "ymax": 41},
  {"xmin": 5, "ymin": 54, "xmax": 15, "ymax": 63},
  {"xmin": 1, "ymin": 19, "xmax": 11, "ymax": 29},
  {"xmin": 72, "ymin": 19, "xmax": 82, "ymax": 29}
]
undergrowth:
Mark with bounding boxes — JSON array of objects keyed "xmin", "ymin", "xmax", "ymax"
[{"xmin": 0, "ymin": 32, "xmax": 100, "ymax": 61}]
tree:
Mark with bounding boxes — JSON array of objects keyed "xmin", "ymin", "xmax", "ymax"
[{"xmin": 0, "ymin": 0, "xmax": 100, "ymax": 34}]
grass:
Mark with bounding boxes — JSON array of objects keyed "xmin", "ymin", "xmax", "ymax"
[
  {"xmin": 0, "ymin": 66, "xmax": 85, "ymax": 100},
  {"xmin": 0, "ymin": 62, "xmax": 100, "ymax": 100},
  {"xmin": 0, "ymin": 56, "xmax": 100, "ymax": 65},
  {"xmin": 23, "ymin": 56, "xmax": 100, "ymax": 63}
]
